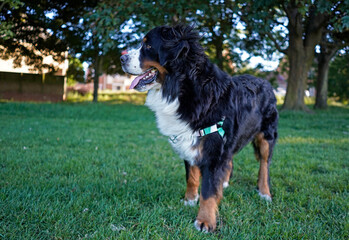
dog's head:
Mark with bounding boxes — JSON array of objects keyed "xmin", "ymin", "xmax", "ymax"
[{"xmin": 120, "ymin": 25, "xmax": 202, "ymax": 92}]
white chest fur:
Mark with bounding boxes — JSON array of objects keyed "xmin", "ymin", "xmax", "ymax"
[{"xmin": 145, "ymin": 89, "xmax": 199, "ymax": 165}]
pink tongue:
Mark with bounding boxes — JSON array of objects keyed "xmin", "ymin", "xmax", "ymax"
[{"xmin": 130, "ymin": 74, "xmax": 145, "ymax": 89}]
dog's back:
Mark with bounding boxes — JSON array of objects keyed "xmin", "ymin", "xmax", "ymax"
[{"xmin": 227, "ymin": 74, "xmax": 278, "ymax": 154}]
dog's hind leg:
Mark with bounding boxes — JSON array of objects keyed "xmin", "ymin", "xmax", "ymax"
[
  {"xmin": 253, "ymin": 133, "xmax": 274, "ymax": 201},
  {"xmin": 184, "ymin": 160, "xmax": 200, "ymax": 206}
]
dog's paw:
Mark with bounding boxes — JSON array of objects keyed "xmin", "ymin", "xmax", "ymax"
[
  {"xmin": 258, "ymin": 191, "xmax": 272, "ymax": 202},
  {"xmin": 223, "ymin": 181, "xmax": 229, "ymax": 188},
  {"xmin": 183, "ymin": 195, "xmax": 199, "ymax": 206},
  {"xmin": 194, "ymin": 219, "xmax": 215, "ymax": 233}
]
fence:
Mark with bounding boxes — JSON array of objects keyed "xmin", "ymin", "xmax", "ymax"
[{"xmin": 0, "ymin": 72, "xmax": 65, "ymax": 102}]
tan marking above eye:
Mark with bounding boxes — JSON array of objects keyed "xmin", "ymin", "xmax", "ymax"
[{"xmin": 146, "ymin": 45, "xmax": 152, "ymax": 49}]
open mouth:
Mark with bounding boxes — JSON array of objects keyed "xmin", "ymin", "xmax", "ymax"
[{"xmin": 130, "ymin": 68, "xmax": 159, "ymax": 89}]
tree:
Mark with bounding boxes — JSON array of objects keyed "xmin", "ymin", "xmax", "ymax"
[
  {"xmin": 1, "ymin": 0, "xmax": 245, "ymax": 103},
  {"xmin": 239, "ymin": 0, "xmax": 349, "ymax": 111},
  {"xmin": 67, "ymin": 57, "xmax": 84, "ymax": 86},
  {"xmin": 82, "ymin": 0, "xmax": 198, "ymax": 101},
  {"xmin": 0, "ymin": 0, "xmax": 23, "ymax": 40},
  {"xmin": 141, "ymin": 0, "xmax": 243, "ymax": 73},
  {"xmin": 81, "ymin": 0, "xmax": 137, "ymax": 102},
  {"xmin": 328, "ymin": 52, "xmax": 349, "ymax": 102},
  {"xmin": 194, "ymin": 0, "xmax": 240, "ymax": 71},
  {"xmin": 94, "ymin": 0, "xmax": 242, "ymax": 74},
  {"xmin": 314, "ymin": 30, "xmax": 349, "ymax": 109},
  {"xmin": 0, "ymin": 0, "xmax": 97, "ymax": 72}
]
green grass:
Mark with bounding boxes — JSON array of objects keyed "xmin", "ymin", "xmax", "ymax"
[
  {"xmin": 0, "ymin": 102, "xmax": 348, "ymax": 239},
  {"xmin": 66, "ymin": 91, "xmax": 147, "ymax": 105}
]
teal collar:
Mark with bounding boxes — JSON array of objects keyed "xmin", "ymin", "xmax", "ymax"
[
  {"xmin": 168, "ymin": 117, "xmax": 226, "ymax": 144},
  {"xmin": 197, "ymin": 117, "xmax": 225, "ymax": 138}
]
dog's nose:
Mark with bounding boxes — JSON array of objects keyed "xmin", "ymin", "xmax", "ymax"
[{"xmin": 120, "ymin": 54, "xmax": 129, "ymax": 64}]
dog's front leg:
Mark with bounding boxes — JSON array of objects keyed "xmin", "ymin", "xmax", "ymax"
[
  {"xmin": 223, "ymin": 160, "xmax": 233, "ymax": 188},
  {"xmin": 194, "ymin": 163, "xmax": 224, "ymax": 233},
  {"xmin": 184, "ymin": 160, "xmax": 200, "ymax": 206},
  {"xmin": 194, "ymin": 137, "xmax": 227, "ymax": 233}
]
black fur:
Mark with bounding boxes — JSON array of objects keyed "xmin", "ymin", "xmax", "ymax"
[
  {"xmin": 140, "ymin": 25, "xmax": 278, "ymax": 199},
  {"xmin": 122, "ymin": 25, "xmax": 278, "ymax": 229}
]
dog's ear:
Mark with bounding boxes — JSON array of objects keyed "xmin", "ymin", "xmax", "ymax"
[
  {"xmin": 159, "ymin": 41, "xmax": 189, "ymax": 66},
  {"xmin": 159, "ymin": 27, "xmax": 190, "ymax": 66},
  {"xmin": 159, "ymin": 47, "xmax": 170, "ymax": 66}
]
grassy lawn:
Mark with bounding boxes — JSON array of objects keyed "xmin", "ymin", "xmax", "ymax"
[{"xmin": 0, "ymin": 101, "xmax": 348, "ymax": 239}]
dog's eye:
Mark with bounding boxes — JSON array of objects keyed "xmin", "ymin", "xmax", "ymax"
[{"xmin": 146, "ymin": 45, "xmax": 152, "ymax": 49}]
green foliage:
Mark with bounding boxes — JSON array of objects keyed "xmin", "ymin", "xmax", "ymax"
[
  {"xmin": 237, "ymin": 0, "xmax": 287, "ymax": 58},
  {"xmin": 67, "ymin": 57, "xmax": 85, "ymax": 86},
  {"xmin": 0, "ymin": 0, "xmax": 22, "ymax": 8},
  {"xmin": 238, "ymin": 0, "xmax": 349, "ymax": 110},
  {"xmin": 238, "ymin": 0, "xmax": 349, "ymax": 57},
  {"xmin": 82, "ymin": 1, "xmax": 125, "ymax": 56},
  {"xmin": 0, "ymin": 0, "xmax": 98, "ymax": 71},
  {"xmin": 192, "ymin": 0, "xmax": 240, "ymax": 70},
  {"xmin": 0, "ymin": 22, "xmax": 15, "ymax": 40},
  {"xmin": 328, "ymin": 52, "xmax": 349, "ymax": 102},
  {"xmin": 0, "ymin": 102, "xmax": 348, "ymax": 239},
  {"xmin": 0, "ymin": 0, "xmax": 23, "ymax": 39},
  {"xmin": 84, "ymin": 0, "xmax": 243, "ymax": 73}
]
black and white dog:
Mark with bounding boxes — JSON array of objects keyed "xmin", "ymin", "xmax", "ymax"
[{"xmin": 121, "ymin": 25, "xmax": 278, "ymax": 232}]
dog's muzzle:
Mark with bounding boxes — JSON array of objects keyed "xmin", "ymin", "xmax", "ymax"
[{"xmin": 120, "ymin": 54, "xmax": 129, "ymax": 65}]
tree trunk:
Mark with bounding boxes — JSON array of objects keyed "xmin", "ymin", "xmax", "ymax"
[
  {"xmin": 282, "ymin": 4, "xmax": 326, "ymax": 111},
  {"xmin": 314, "ymin": 45, "xmax": 337, "ymax": 109},
  {"xmin": 93, "ymin": 55, "xmax": 101, "ymax": 103},
  {"xmin": 209, "ymin": 19, "xmax": 224, "ymax": 70},
  {"xmin": 314, "ymin": 54, "xmax": 329, "ymax": 109},
  {"xmin": 282, "ymin": 8, "xmax": 309, "ymax": 111},
  {"xmin": 211, "ymin": 34, "xmax": 224, "ymax": 70},
  {"xmin": 283, "ymin": 51, "xmax": 308, "ymax": 111},
  {"xmin": 216, "ymin": 40, "xmax": 224, "ymax": 70}
]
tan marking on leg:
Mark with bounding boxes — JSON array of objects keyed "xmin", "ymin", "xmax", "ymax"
[
  {"xmin": 195, "ymin": 196, "xmax": 218, "ymax": 232},
  {"xmin": 195, "ymin": 186, "xmax": 223, "ymax": 232},
  {"xmin": 255, "ymin": 133, "xmax": 272, "ymax": 199},
  {"xmin": 185, "ymin": 166, "xmax": 201, "ymax": 202},
  {"xmin": 223, "ymin": 160, "xmax": 233, "ymax": 188},
  {"xmin": 192, "ymin": 136, "xmax": 205, "ymax": 163}
]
